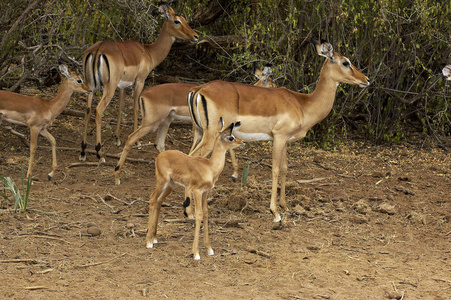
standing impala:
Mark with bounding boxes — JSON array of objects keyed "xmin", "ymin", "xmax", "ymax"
[
  {"xmin": 114, "ymin": 64, "xmax": 275, "ymax": 185},
  {"xmin": 186, "ymin": 39, "xmax": 369, "ymax": 223},
  {"xmin": 0, "ymin": 65, "xmax": 91, "ymax": 180},
  {"xmin": 80, "ymin": 3, "xmax": 198, "ymax": 162},
  {"xmin": 146, "ymin": 119, "xmax": 244, "ymax": 260}
]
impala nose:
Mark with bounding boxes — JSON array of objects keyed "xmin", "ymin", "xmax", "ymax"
[{"xmin": 360, "ymin": 77, "xmax": 370, "ymax": 88}]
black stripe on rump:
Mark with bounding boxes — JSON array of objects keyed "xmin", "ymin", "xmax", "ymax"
[{"xmin": 201, "ymin": 94, "xmax": 209, "ymax": 128}]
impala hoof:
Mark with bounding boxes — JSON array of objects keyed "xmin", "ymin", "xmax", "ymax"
[
  {"xmin": 146, "ymin": 239, "xmax": 157, "ymax": 249},
  {"xmin": 207, "ymin": 248, "xmax": 214, "ymax": 256},
  {"xmin": 194, "ymin": 254, "xmax": 200, "ymax": 260}
]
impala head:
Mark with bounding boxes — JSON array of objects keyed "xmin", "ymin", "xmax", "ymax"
[
  {"xmin": 312, "ymin": 38, "xmax": 369, "ymax": 88},
  {"xmin": 159, "ymin": 3, "xmax": 199, "ymax": 43},
  {"xmin": 442, "ymin": 65, "xmax": 451, "ymax": 80},
  {"xmin": 253, "ymin": 62, "xmax": 276, "ymax": 88},
  {"xmin": 58, "ymin": 64, "xmax": 91, "ymax": 94},
  {"xmin": 217, "ymin": 117, "xmax": 245, "ymax": 150}
]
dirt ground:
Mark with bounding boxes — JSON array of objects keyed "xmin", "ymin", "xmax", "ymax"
[{"xmin": 0, "ymin": 90, "xmax": 450, "ymax": 300}]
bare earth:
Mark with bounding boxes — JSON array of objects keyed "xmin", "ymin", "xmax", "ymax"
[{"xmin": 0, "ymin": 91, "xmax": 450, "ymax": 300}]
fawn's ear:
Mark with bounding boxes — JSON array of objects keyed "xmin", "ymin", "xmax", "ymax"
[{"xmin": 218, "ymin": 117, "xmax": 225, "ymax": 131}]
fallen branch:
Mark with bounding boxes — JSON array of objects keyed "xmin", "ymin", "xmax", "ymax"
[
  {"xmin": 26, "ymin": 235, "xmax": 72, "ymax": 244},
  {"xmin": 297, "ymin": 177, "xmax": 329, "ymax": 184},
  {"xmin": 244, "ymin": 246, "xmax": 271, "ymax": 259},
  {"xmin": 99, "ymin": 195, "xmax": 121, "ymax": 214},
  {"xmin": 24, "ymin": 286, "xmax": 49, "ymax": 290},
  {"xmin": 0, "ymin": 258, "xmax": 46, "ymax": 264},
  {"xmin": 75, "ymin": 252, "xmax": 127, "ymax": 268}
]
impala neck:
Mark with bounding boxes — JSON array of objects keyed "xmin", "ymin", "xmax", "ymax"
[
  {"xmin": 50, "ymin": 79, "xmax": 75, "ymax": 116},
  {"xmin": 302, "ymin": 59, "xmax": 339, "ymax": 124},
  {"xmin": 207, "ymin": 140, "xmax": 229, "ymax": 176},
  {"xmin": 144, "ymin": 22, "xmax": 176, "ymax": 67}
]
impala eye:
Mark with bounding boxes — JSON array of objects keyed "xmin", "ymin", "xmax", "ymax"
[
  {"xmin": 228, "ymin": 136, "xmax": 235, "ymax": 142},
  {"xmin": 343, "ymin": 60, "xmax": 350, "ymax": 67},
  {"xmin": 174, "ymin": 19, "xmax": 181, "ymax": 25},
  {"xmin": 77, "ymin": 79, "xmax": 83, "ymax": 84}
]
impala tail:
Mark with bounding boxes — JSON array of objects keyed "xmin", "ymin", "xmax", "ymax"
[{"xmin": 188, "ymin": 90, "xmax": 210, "ymax": 151}]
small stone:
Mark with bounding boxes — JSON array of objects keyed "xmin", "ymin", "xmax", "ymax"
[
  {"xmin": 87, "ymin": 226, "xmax": 101, "ymax": 236},
  {"xmin": 377, "ymin": 203, "xmax": 396, "ymax": 215}
]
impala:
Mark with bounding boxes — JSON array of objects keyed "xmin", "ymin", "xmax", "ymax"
[
  {"xmin": 146, "ymin": 119, "xmax": 244, "ymax": 260},
  {"xmin": 443, "ymin": 65, "xmax": 451, "ymax": 80},
  {"xmin": 0, "ymin": 65, "xmax": 91, "ymax": 180},
  {"xmin": 187, "ymin": 39, "xmax": 369, "ymax": 223},
  {"xmin": 114, "ymin": 64, "xmax": 275, "ymax": 185},
  {"xmin": 80, "ymin": 3, "xmax": 198, "ymax": 162}
]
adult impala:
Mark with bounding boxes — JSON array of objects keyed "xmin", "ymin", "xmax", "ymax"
[
  {"xmin": 146, "ymin": 119, "xmax": 244, "ymax": 260},
  {"xmin": 80, "ymin": 3, "xmax": 198, "ymax": 162},
  {"xmin": 0, "ymin": 65, "xmax": 91, "ymax": 180},
  {"xmin": 187, "ymin": 39, "xmax": 369, "ymax": 223},
  {"xmin": 114, "ymin": 64, "xmax": 275, "ymax": 185}
]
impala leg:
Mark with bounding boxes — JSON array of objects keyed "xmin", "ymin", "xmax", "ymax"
[
  {"xmin": 39, "ymin": 128, "xmax": 57, "ymax": 181},
  {"xmin": 279, "ymin": 144, "xmax": 288, "ymax": 211},
  {"xmin": 115, "ymin": 123, "xmax": 156, "ymax": 185},
  {"xmin": 229, "ymin": 149, "xmax": 239, "ymax": 181},
  {"xmin": 189, "ymin": 124, "xmax": 203, "ymax": 154},
  {"xmin": 155, "ymin": 115, "xmax": 173, "ymax": 153},
  {"xmin": 183, "ymin": 189, "xmax": 195, "ymax": 219},
  {"xmin": 133, "ymin": 80, "xmax": 145, "ymax": 132},
  {"xmin": 270, "ymin": 138, "xmax": 287, "ymax": 223},
  {"xmin": 202, "ymin": 191, "xmax": 214, "ymax": 256},
  {"xmin": 131, "ymin": 80, "xmax": 145, "ymax": 147},
  {"xmin": 192, "ymin": 190, "xmax": 203, "ymax": 260},
  {"xmin": 27, "ymin": 126, "xmax": 40, "ymax": 180},
  {"xmin": 95, "ymin": 90, "xmax": 115, "ymax": 161},
  {"xmin": 114, "ymin": 88, "xmax": 125, "ymax": 147},
  {"xmin": 185, "ymin": 135, "xmax": 215, "ymax": 219},
  {"xmin": 146, "ymin": 182, "xmax": 172, "ymax": 249},
  {"xmin": 80, "ymin": 92, "xmax": 93, "ymax": 161}
]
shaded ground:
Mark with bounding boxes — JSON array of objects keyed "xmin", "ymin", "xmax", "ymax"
[{"xmin": 0, "ymin": 90, "xmax": 450, "ymax": 299}]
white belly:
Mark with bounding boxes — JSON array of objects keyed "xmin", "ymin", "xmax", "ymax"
[{"xmin": 233, "ymin": 130, "xmax": 273, "ymax": 142}]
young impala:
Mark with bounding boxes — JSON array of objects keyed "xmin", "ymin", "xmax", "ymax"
[
  {"xmin": 443, "ymin": 65, "xmax": 451, "ymax": 80},
  {"xmin": 0, "ymin": 65, "xmax": 91, "ymax": 180},
  {"xmin": 186, "ymin": 39, "xmax": 369, "ymax": 222},
  {"xmin": 146, "ymin": 119, "xmax": 244, "ymax": 260},
  {"xmin": 80, "ymin": 3, "xmax": 198, "ymax": 162},
  {"xmin": 114, "ymin": 64, "xmax": 275, "ymax": 185}
]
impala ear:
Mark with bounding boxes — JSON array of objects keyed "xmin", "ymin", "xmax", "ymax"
[
  {"xmin": 218, "ymin": 117, "xmax": 224, "ymax": 131},
  {"xmin": 443, "ymin": 65, "xmax": 451, "ymax": 80},
  {"xmin": 58, "ymin": 64, "xmax": 71, "ymax": 79},
  {"xmin": 159, "ymin": 3, "xmax": 175, "ymax": 20},
  {"xmin": 261, "ymin": 66, "xmax": 273, "ymax": 83},
  {"xmin": 253, "ymin": 62, "xmax": 262, "ymax": 79},
  {"xmin": 312, "ymin": 38, "xmax": 334, "ymax": 59}
]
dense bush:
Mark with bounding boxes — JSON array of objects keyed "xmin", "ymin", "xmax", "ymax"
[{"xmin": 0, "ymin": 0, "xmax": 450, "ymax": 147}]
